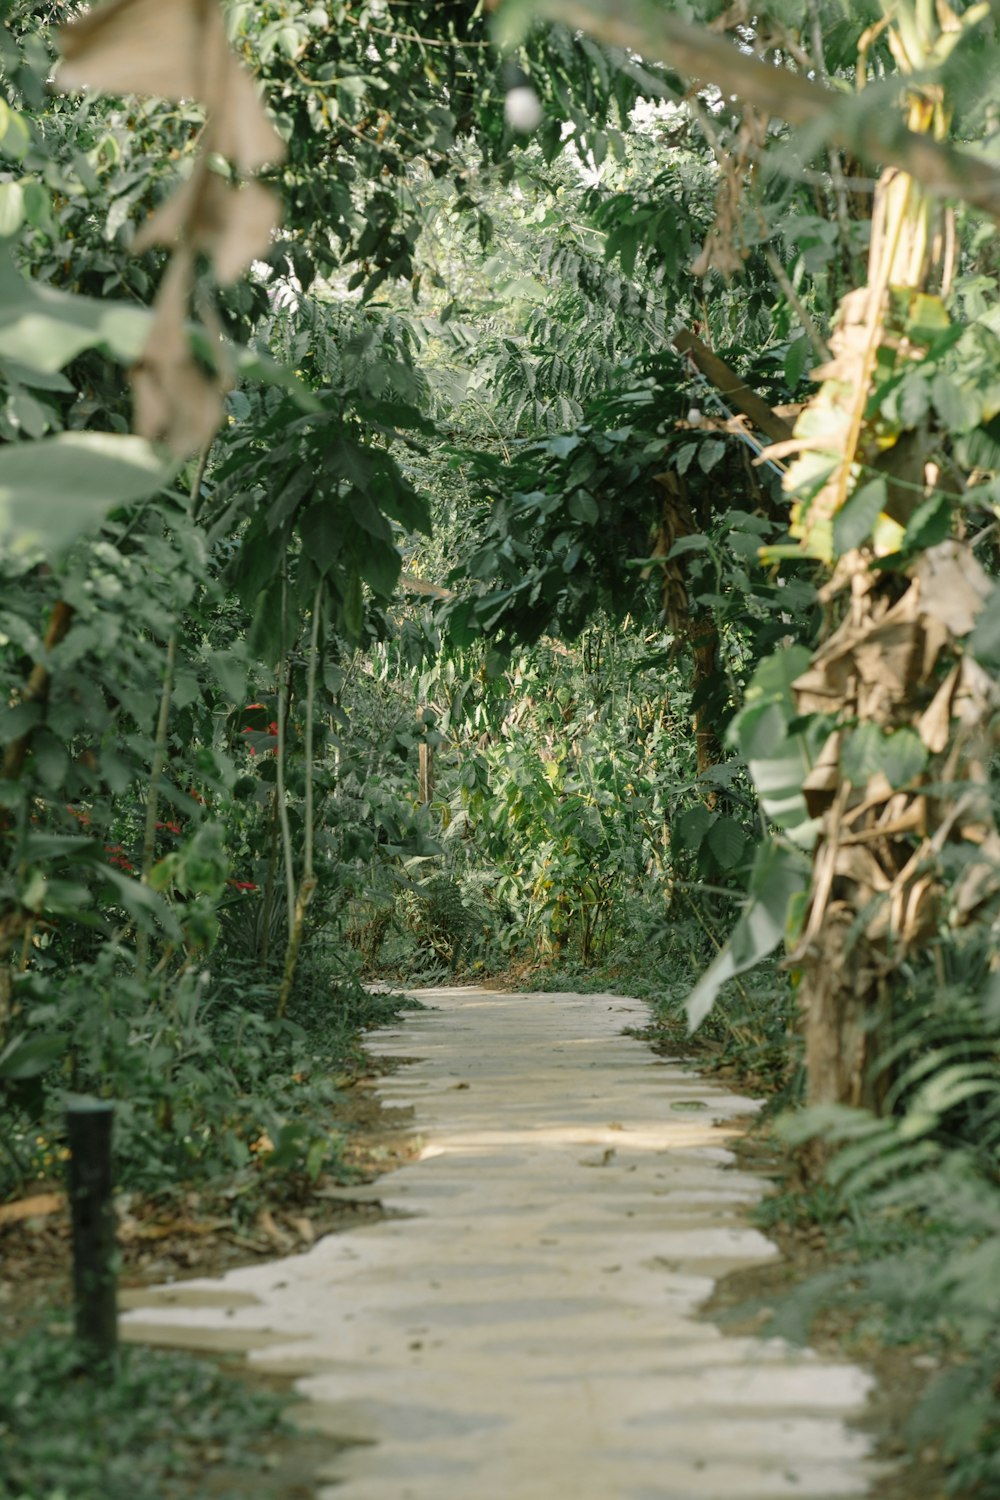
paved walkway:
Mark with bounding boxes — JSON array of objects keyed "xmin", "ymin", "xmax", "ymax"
[{"xmin": 122, "ymin": 988, "xmax": 882, "ymax": 1499}]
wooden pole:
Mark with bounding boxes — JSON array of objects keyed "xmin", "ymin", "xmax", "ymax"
[{"xmin": 66, "ymin": 1099, "xmax": 117, "ymax": 1375}]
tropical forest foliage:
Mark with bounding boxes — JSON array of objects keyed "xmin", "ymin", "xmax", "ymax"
[{"xmin": 6, "ymin": 0, "xmax": 1000, "ymax": 1491}]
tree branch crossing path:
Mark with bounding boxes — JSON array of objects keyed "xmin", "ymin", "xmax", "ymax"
[{"xmin": 122, "ymin": 988, "xmax": 885, "ymax": 1499}]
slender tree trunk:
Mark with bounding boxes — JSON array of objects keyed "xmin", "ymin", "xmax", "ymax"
[
  {"xmin": 277, "ymin": 581, "xmax": 322, "ymax": 1019},
  {"xmin": 258, "ymin": 787, "xmax": 280, "ymax": 965},
  {"xmin": 135, "ymin": 632, "xmax": 177, "ymax": 978}
]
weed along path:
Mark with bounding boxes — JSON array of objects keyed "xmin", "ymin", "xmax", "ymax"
[{"xmin": 121, "ymin": 989, "xmax": 883, "ymax": 1499}]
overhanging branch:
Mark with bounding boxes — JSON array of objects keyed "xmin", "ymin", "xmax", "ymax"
[{"xmin": 540, "ymin": 0, "xmax": 1000, "ymax": 221}]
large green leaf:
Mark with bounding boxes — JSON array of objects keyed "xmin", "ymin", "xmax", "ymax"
[
  {"xmin": 97, "ymin": 864, "xmax": 181, "ymax": 938},
  {"xmin": 0, "ymin": 1032, "xmax": 66, "ymax": 1082},
  {"xmin": 841, "ymin": 723, "xmax": 928, "ymax": 789},
  {"xmin": 0, "ymin": 253, "xmax": 318, "ymax": 409},
  {"xmin": 22, "ymin": 832, "xmax": 99, "ymax": 862},
  {"xmin": 686, "ymin": 840, "xmax": 809, "ymax": 1032},
  {"xmin": 675, "ymin": 804, "xmax": 713, "ymax": 850},
  {"xmin": 832, "ymin": 477, "xmax": 886, "ymax": 555},
  {"xmin": 735, "ymin": 701, "xmax": 825, "ymax": 838},
  {"xmin": 970, "ymin": 584, "xmax": 1000, "ymax": 666},
  {"xmin": 0, "ymin": 249, "xmax": 150, "ymax": 371},
  {"xmin": 0, "ymin": 433, "xmax": 174, "ymax": 554},
  {"xmin": 706, "ymin": 816, "xmax": 746, "ymax": 870},
  {"xmin": 743, "ymin": 643, "xmax": 812, "ymax": 707},
  {"xmin": 357, "ymin": 537, "xmax": 402, "ymax": 599},
  {"xmin": 727, "ymin": 658, "xmax": 820, "ymax": 845},
  {"xmin": 726, "ymin": 645, "xmax": 823, "ymax": 843},
  {"xmin": 208, "ymin": 648, "xmax": 248, "ymax": 704},
  {"xmin": 0, "ymin": 182, "xmax": 25, "ymax": 238}
]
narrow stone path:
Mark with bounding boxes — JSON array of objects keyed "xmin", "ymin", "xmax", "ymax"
[{"xmin": 122, "ymin": 988, "xmax": 883, "ymax": 1499}]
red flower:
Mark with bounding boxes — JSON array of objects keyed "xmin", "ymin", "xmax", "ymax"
[
  {"xmin": 104, "ymin": 843, "xmax": 135, "ymax": 872},
  {"xmin": 227, "ymin": 879, "xmax": 258, "ymax": 891}
]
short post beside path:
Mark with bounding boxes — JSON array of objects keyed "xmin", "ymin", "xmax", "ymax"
[{"xmin": 66, "ymin": 1097, "xmax": 117, "ymax": 1376}]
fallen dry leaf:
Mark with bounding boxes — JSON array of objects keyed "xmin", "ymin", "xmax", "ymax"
[
  {"xmin": 0, "ymin": 1192, "xmax": 65, "ymax": 1228},
  {"xmin": 117, "ymin": 1215, "xmax": 232, "ymax": 1243},
  {"xmin": 257, "ymin": 1208, "xmax": 295, "ymax": 1251},
  {"xmin": 288, "ymin": 1215, "xmax": 316, "ymax": 1245}
]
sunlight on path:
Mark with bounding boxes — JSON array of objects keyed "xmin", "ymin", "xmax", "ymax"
[{"xmin": 121, "ymin": 988, "xmax": 884, "ymax": 1499}]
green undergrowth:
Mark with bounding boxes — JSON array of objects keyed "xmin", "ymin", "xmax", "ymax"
[
  {"xmin": 723, "ymin": 970, "xmax": 1000, "ymax": 1500},
  {"xmin": 2, "ymin": 951, "xmax": 420, "ymax": 1219},
  {"xmin": 0, "ymin": 1322, "xmax": 288, "ymax": 1500},
  {"xmin": 744, "ymin": 1148, "xmax": 1000, "ymax": 1497}
]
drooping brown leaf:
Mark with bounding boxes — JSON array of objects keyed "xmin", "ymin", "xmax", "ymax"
[
  {"xmin": 833, "ymin": 842, "xmax": 892, "ymax": 898},
  {"xmin": 207, "ymin": 58, "xmax": 287, "ymax": 175},
  {"xmin": 801, "ymin": 730, "xmax": 842, "ymax": 817},
  {"xmin": 58, "ymin": 0, "xmax": 284, "ymax": 170},
  {"xmin": 130, "ymin": 249, "xmax": 229, "ymax": 454},
  {"xmin": 58, "ymin": 1, "xmax": 282, "ymax": 456},
  {"xmin": 914, "ymin": 540, "xmax": 993, "ymax": 637},
  {"xmin": 917, "ymin": 661, "xmax": 961, "ymax": 753},
  {"xmin": 792, "ymin": 652, "xmax": 855, "ymax": 717},
  {"xmin": 58, "ymin": 0, "xmax": 208, "ymax": 99},
  {"xmin": 852, "ymin": 614, "xmax": 926, "ymax": 718},
  {"xmin": 952, "ymin": 830, "xmax": 1000, "ymax": 919},
  {"xmin": 134, "ymin": 168, "xmax": 281, "ymax": 284},
  {"xmin": 209, "ymin": 180, "xmax": 282, "ymax": 282}
]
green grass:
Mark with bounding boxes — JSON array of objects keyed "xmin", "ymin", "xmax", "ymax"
[{"xmin": 0, "ymin": 1322, "xmax": 288, "ymax": 1500}]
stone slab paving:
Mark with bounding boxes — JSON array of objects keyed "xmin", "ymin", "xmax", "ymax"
[{"xmin": 121, "ymin": 987, "xmax": 885, "ymax": 1499}]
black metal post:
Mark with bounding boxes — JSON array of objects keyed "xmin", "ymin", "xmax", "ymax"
[{"xmin": 65, "ymin": 1098, "xmax": 117, "ymax": 1376}]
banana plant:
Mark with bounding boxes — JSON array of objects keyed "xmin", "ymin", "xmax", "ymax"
[{"xmin": 727, "ymin": 0, "xmax": 1000, "ymax": 1108}]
